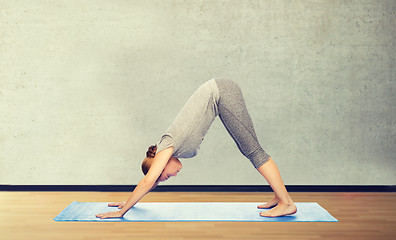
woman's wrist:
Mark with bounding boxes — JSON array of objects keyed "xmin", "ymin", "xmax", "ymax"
[{"xmin": 118, "ymin": 208, "xmax": 127, "ymax": 216}]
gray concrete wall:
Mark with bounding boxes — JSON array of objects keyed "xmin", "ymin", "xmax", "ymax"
[{"xmin": 1, "ymin": 0, "xmax": 395, "ymax": 185}]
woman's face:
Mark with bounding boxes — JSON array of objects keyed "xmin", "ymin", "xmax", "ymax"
[{"xmin": 157, "ymin": 157, "xmax": 182, "ymax": 182}]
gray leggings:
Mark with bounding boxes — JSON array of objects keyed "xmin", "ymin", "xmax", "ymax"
[{"xmin": 215, "ymin": 78, "xmax": 271, "ymax": 169}]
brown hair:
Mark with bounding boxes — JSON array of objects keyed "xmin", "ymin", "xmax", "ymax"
[{"xmin": 141, "ymin": 145, "xmax": 157, "ymax": 175}]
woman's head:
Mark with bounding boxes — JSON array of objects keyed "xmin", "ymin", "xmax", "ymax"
[
  {"xmin": 141, "ymin": 145, "xmax": 182, "ymax": 182},
  {"xmin": 141, "ymin": 145, "xmax": 157, "ymax": 175}
]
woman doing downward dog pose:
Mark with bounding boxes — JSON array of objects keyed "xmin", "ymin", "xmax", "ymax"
[{"xmin": 96, "ymin": 78, "xmax": 297, "ymax": 219}]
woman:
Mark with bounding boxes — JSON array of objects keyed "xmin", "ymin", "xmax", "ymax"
[{"xmin": 96, "ymin": 78, "xmax": 297, "ymax": 219}]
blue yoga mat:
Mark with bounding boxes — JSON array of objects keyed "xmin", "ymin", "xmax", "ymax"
[{"xmin": 53, "ymin": 201, "xmax": 338, "ymax": 222}]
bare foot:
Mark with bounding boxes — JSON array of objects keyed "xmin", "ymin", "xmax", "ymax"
[
  {"xmin": 257, "ymin": 197, "xmax": 279, "ymax": 209},
  {"xmin": 259, "ymin": 201, "xmax": 297, "ymax": 217}
]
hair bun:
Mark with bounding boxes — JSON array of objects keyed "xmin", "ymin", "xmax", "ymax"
[{"xmin": 146, "ymin": 145, "xmax": 157, "ymax": 158}]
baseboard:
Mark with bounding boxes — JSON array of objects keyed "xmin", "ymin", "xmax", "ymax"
[{"xmin": 0, "ymin": 185, "xmax": 395, "ymax": 192}]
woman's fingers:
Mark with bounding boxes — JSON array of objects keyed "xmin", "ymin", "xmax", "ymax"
[
  {"xmin": 108, "ymin": 202, "xmax": 126, "ymax": 209},
  {"xmin": 96, "ymin": 213, "xmax": 108, "ymax": 219},
  {"xmin": 108, "ymin": 202, "xmax": 124, "ymax": 207},
  {"xmin": 95, "ymin": 210, "xmax": 123, "ymax": 219},
  {"xmin": 118, "ymin": 203, "xmax": 125, "ymax": 209}
]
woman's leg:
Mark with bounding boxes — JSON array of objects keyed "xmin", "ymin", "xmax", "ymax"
[
  {"xmin": 256, "ymin": 158, "xmax": 297, "ymax": 217},
  {"xmin": 215, "ymin": 78, "xmax": 297, "ymax": 217}
]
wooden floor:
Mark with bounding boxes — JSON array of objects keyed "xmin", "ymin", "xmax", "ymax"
[{"xmin": 1, "ymin": 191, "xmax": 395, "ymax": 240}]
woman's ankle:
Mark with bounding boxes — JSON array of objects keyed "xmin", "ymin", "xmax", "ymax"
[{"xmin": 278, "ymin": 196, "xmax": 293, "ymax": 205}]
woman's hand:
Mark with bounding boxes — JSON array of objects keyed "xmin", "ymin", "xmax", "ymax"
[
  {"xmin": 95, "ymin": 210, "xmax": 124, "ymax": 219},
  {"xmin": 108, "ymin": 202, "xmax": 126, "ymax": 209}
]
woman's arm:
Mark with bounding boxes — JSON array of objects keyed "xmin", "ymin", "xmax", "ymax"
[
  {"xmin": 119, "ymin": 146, "xmax": 173, "ymax": 215},
  {"xmin": 96, "ymin": 147, "xmax": 173, "ymax": 219},
  {"xmin": 148, "ymin": 181, "xmax": 159, "ymax": 192}
]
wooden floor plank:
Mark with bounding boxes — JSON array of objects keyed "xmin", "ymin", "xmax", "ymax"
[{"xmin": 0, "ymin": 192, "xmax": 395, "ymax": 240}]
